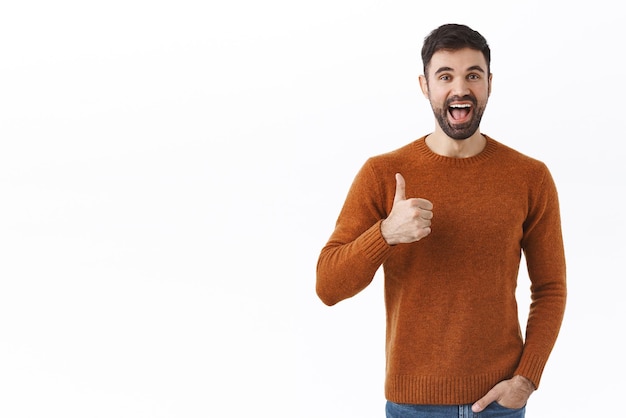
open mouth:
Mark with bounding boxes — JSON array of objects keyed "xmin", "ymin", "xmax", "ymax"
[{"xmin": 448, "ymin": 103, "xmax": 472, "ymax": 122}]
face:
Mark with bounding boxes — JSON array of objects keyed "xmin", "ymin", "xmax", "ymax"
[{"xmin": 419, "ymin": 48, "xmax": 492, "ymax": 140}]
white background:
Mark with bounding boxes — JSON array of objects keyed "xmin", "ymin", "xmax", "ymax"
[{"xmin": 1, "ymin": 1, "xmax": 623, "ymax": 417}]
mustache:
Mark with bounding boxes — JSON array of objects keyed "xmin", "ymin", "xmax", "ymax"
[{"xmin": 445, "ymin": 95, "xmax": 477, "ymax": 106}]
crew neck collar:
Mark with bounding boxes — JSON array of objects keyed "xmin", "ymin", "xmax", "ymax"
[{"xmin": 414, "ymin": 134, "xmax": 498, "ymax": 166}]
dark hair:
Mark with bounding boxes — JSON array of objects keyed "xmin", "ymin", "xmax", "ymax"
[{"xmin": 421, "ymin": 24, "xmax": 491, "ymax": 78}]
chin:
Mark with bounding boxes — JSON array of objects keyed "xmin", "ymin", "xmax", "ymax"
[{"xmin": 445, "ymin": 129, "xmax": 474, "ymax": 140}]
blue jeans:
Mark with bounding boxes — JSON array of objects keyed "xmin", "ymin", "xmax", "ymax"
[{"xmin": 385, "ymin": 401, "xmax": 525, "ymax": 417}]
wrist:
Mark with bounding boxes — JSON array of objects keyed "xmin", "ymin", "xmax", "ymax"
[
  {"xmin": 514, "ymin": 375, "xmax": 536, "ymax": 391},
  {"xmin": 380, "ymin": 219, "xmax": 397, "ymax": 245}
]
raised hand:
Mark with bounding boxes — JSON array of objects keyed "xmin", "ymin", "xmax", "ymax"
[{"xmin": 380, "ymin": 173, "xmax": 433, "ymax": 246}]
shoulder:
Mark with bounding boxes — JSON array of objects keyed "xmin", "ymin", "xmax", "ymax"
[
  {"xmin": 365, "ymin": 137, "xmax": 428, "ymax": 170},
  {"xmin": 489, "ymin": 136, "xmax": 550, "ymax": 173},
  {"xmin": 486, "ymin": 137, "xmax": 557, "ymax": 196}
]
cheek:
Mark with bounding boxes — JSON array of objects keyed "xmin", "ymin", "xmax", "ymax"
[{"xmin": 427, "ymin": 90, "xmax": 447, "ymax": 106}]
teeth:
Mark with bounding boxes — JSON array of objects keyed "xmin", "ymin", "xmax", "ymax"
[{"xmin": 450, "ymin": 104, "xmax": 471, "ymax": 108}]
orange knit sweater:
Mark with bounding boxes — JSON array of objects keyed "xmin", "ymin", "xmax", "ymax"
[{"xmin": 316, "ymin": 135, "xmax": 566, "ymax": 405}]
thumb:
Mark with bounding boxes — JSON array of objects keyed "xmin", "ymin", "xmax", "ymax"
[{"xmin": 394, "ymin": 173, "xmax": 406, "ymax": 203}]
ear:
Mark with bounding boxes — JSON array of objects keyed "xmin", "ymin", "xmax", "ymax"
[
  {"xmin": 487, "ymin": 73, "xmax": 493, "ymax": 96},
  {"xmin": 418, "ymin": 75, "xmax": 429, "ymax": 98}
]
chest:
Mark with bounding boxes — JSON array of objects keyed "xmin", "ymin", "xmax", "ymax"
[{"xmin": 402, "ymin": 169, "xmax": 529, "ymax": 249}]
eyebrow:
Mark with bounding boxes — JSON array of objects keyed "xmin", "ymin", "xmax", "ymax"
[{"xmin": 434, "ymin": 65, "xmax": 486, "ymax": 76}]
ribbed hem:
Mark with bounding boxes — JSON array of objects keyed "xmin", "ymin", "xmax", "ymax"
[
  {"xmin": 385, "ymin": 370, "xmax": 514, "ymax": 405},
  {"xmin": 514, "ymin": 352, "xmax": 548, "ymax": 389}
]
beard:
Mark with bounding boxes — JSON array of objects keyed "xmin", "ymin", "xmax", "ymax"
[{"xmin": 431, "ymin": 95, "xmax": 486, "ymax": 140}]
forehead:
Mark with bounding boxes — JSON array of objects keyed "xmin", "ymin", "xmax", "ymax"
[{"xmin": 427, "ymin": 47, "xmax": 488, "ymax": 75}]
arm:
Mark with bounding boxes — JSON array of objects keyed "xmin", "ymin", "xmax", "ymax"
[
  {"xmin": 473, "ymin": 166, "xmax": 566, "ymax": 412},
  {"xmin": 316, "ymin": 161, "xmax": 390, "ymax": 306},
  {"xmin": 515, "ymin": 166, "xmax": 567, "ymax": 388},
  {"xmin": 316, "ymin": 167, "xmax": 433, "ymax": 306},
  {"xmin": 316, "ymin": 221, "xmax": 390, "ymax": 306}
]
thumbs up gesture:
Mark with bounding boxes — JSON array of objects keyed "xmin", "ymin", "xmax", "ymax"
[{"xmin": 381, "ymin": 173, "xmax": 433, "ymax": 245}]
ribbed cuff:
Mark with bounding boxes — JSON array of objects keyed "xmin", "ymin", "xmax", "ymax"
[
  {"xmin": 360, "ymin": 220, "xmax": 392, "ymax": 266},
  {"xmin": 514, "ymin": 352, "xmax": 548, "ymax": 389}
]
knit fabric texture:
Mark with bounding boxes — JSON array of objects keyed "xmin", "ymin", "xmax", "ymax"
[{"xmin": 316, "ymin": 135, "xmax": 567, "ymax": 405}]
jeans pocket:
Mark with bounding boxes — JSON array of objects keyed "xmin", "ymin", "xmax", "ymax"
[
  {"xmin": 493, "ymin": 401, "xmax": 525, "ymax": 411},
  {"xmin": 484, "ymin": 401, "xmax": 526, "ymax": 417}
]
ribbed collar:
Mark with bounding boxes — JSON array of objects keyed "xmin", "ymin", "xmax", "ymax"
[{"xmin": 413, "ymin": 134, "xmax": 499, "ymax": 166}]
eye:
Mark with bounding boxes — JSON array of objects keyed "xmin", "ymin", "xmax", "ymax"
[
  {"xmin": 467, "ymin": 73, "xmax": 481, "ymax": 80},
  {"xmin": 439, "ymin": 74, "xmax": 451, "ymax": 81}
]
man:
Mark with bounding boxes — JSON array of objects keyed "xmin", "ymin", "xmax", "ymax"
[{"xmin": 316, "ymin": 23, "xmax": 566, "ymax": 417}]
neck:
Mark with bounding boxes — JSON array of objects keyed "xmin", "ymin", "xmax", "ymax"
[{"xmin": 425, "ymin": 131, "xmax": 486, "ymax": 158}]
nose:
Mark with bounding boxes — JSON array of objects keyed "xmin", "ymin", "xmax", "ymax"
[{"xmin": 451, "ymin": 78, "xmax": 470, "ymax": 97}]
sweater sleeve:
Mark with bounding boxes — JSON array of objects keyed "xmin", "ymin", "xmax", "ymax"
[
  {"xmin": 316, "ymin": 160, "xmax": 393, "ymax": 306},
  {"xmin": 514, "ymin": 165, "xmax": 567, "ymax": 388}
]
